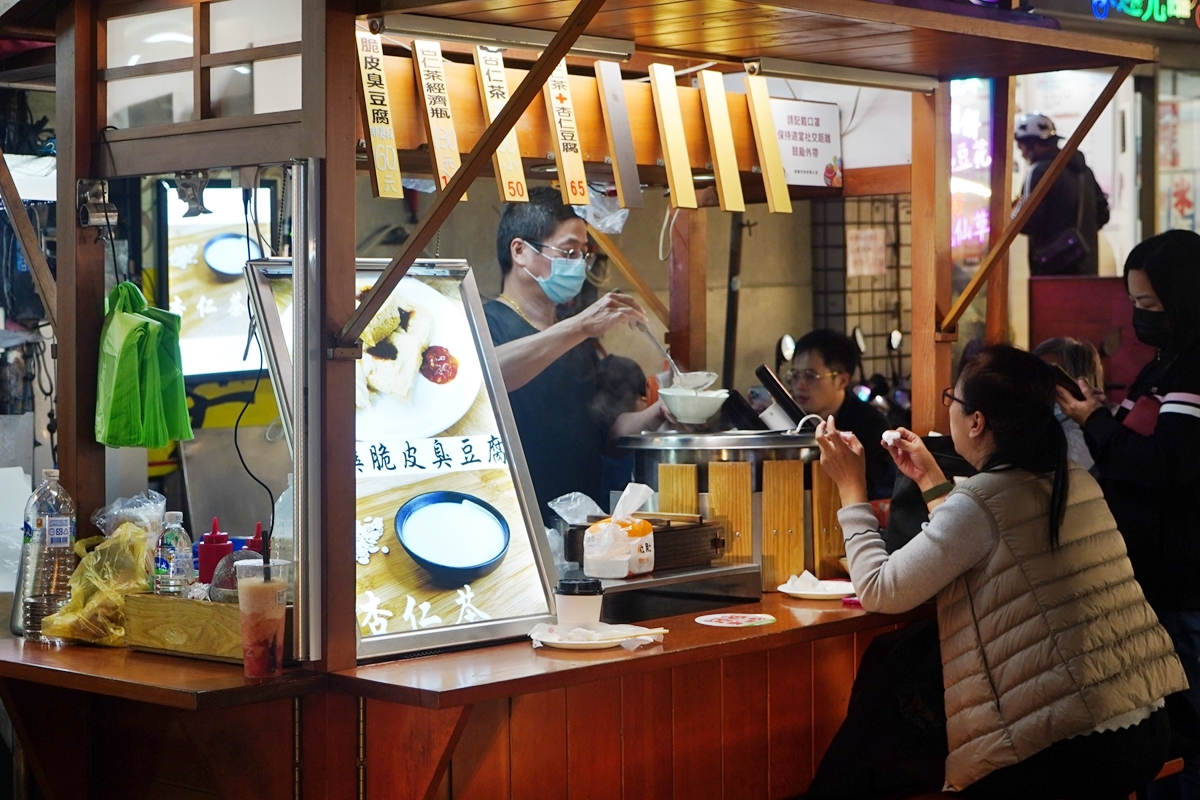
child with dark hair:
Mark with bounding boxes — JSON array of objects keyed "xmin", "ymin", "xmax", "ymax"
[
  {"xmin": 590, "ymin": 356, "xmax": 649, "ymax": 502},
  {"xmin": 1033, "ymin": 336, "xmax": 1105, "ymax": 474}
]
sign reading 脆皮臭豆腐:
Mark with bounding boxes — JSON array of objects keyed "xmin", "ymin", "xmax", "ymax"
[
  {"xmin": 770, "ymin": 99, "xmax": 842, "ymax": 188},
  {"xmin": 355, "ymin": 31, "xmax": 403, "ymax": 199}
]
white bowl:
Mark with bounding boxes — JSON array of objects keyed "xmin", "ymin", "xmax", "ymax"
[{"xmin": 659, "ymin": 387, "xmax": 729, "ymax": 424}]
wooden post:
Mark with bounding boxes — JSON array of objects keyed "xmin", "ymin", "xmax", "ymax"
[
  {"xmin": 668, "ymin": 209, "xmax": 707, "ymax": 372},
  {"xmin": 911, "ymin": 83, "xmax": 953, "ymax": 435},
  {"xmin": 57, "ymin": 0, "xmax": 107, "ymax": 530},
  {"xmin": 318, "ymin": 0, "xmax": 359, "ymax": 675},
  {"xmin": 985, "ymin": 78, "xmax": 1015, "ymax": 344}
]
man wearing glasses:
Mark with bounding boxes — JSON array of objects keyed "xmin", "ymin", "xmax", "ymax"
[
  {"xmin": 786, "ymin": 329, "xmax": 894, "ymax": 499},
  {"xmin": 484, "ymin": 186, "xmax": 671, "ymax": 520}
]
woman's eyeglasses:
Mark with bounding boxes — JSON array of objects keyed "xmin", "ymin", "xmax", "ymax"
[{"xmin": 942, "ymin": 389, "xmax": 965, "ymax": 408}]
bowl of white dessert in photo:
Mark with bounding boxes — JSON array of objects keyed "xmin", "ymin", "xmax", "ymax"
[{"xmin": 393, "ymin": 491, "xmax": 511, "ymax": 586}]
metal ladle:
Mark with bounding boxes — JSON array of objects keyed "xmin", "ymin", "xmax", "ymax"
[{"xmin": 636, "ymin": 322, "xmax": 717, "ymax": 391}]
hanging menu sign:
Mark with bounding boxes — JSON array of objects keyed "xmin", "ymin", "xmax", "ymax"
[
  {"xmin": 770, "ymin": 98, "xmax": 842, "ymax": 189},
  {"xmin": 543, "ymin": 60, "xmax": 589, "ymax": 206},
  {"xmin": 412, "ymin": 40, "xmax": 466, "ymax": 200},
  {"xmin": 474, "ymin": 47, "xmax": 529, "ymax": 203},
  {"xmin": 356, "ymin": 31, "xmax": 403, "ymax": 199}
]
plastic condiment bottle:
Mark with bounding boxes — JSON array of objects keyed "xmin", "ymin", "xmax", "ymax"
[
  {"xmin": 198, "ymin": 517, "xmax": 232, "ymax": 584},
  {"xmin": 244, "ymin": 522, "xmax": 263, "ymax": 554}
]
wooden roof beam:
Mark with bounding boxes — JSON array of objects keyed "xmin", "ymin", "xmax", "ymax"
[
  {"xmin": 941, "ymin": 61, "xmax": 1134, "ymax": 335},
  {"xmin": 339, "ymin": 0, "xmax": 609, "ymax": 349}
]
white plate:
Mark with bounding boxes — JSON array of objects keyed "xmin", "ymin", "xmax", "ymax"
[
  {"xmin": 694, "ymin": 613, "xmax": 777, "ymax": 628},
  {"xmin": 355, "ymin": 277, "xmax": 484, "ymax": 441},
  {"xmin": 533, "ymin": 637, "xmax": 625, "ymax": 651},
  {"xmin": 779, "ymin": 587, "xmax": 856, "ymax": 601}
]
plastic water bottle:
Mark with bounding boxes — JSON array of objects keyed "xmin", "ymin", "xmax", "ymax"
[
  {"xmin": 154, "ymin": 511, "xmax": 194, "ymax": 596},
  {"xmin": 20, "ymin": 469, "xmax": 77, "ymax": 644}
]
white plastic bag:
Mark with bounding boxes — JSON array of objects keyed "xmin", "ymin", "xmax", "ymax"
[
  {"xmin": 547, "ymin": 492, "xmax": 604, "ymax": 526},
  {"xmin": 583, "ymin": 483, "xmax": 654, "ymax": 579}
]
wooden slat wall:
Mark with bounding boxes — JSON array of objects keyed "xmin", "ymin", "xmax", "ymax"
[{"xmin": 411, "ymin": 622, "xmax": 898, "ymax": 799}]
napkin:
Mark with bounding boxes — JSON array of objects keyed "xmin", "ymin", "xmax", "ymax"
[
  {"xmin": 528, "ymin": 622, "xmax": 664, "ymax": 651},
  {"xmin": 779, "ymin": 570, "xmax": 856, "ymax": 595}
]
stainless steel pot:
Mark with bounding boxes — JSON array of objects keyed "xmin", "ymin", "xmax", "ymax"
[{"xmin": 616, "ymin": 430, "xmax": 818, "ymax": 491}]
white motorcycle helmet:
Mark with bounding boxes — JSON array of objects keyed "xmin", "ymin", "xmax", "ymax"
[{"xmin": 1014, "ymin": 113, "xmax": 1059, "ymax": 141}]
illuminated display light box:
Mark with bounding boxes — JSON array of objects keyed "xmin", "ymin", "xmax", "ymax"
[{"xmin": 248, "ymin": 259, "xmax": 556, "ymax": 660}]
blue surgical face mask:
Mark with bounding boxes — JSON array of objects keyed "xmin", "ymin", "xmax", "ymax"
[{"xmin": 523, "ymin": 250, "xmax": 587, "ymax": 305}]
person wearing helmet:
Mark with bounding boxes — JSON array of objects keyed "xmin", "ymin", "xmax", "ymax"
[{"xmin": 1015, "ymin": 113, "xmax": 1110, "ymax": 276}]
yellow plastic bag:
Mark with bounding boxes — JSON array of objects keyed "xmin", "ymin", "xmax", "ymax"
[{"xmin": 41, "ymin": 522, "xmax": 151, "ymax": 647}]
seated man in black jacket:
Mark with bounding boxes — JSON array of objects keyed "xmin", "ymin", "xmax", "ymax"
[{"xmin": 786, "ymin": 329, "xmax": 894, "ymax": 499}]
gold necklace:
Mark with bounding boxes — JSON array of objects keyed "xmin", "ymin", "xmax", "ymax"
[{"xmin": 499, "ymin": 294, "xmax": 538, "ymax": 328}]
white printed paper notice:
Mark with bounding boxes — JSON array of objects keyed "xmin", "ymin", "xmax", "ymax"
[{"xmin": 770, "ymin": 99, "xmax": 842, "ymax": 188}]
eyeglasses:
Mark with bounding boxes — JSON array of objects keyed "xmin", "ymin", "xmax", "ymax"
[
  {"xmin": 942, "ymin": 389, "xmax": 965, "ymax": 408},
  {"xmin": 525, "ymin": 240, "xmax": 597, "ymax": 266},
  {"xmin": 783, "ymin": 368, "xmax": 842, "ymax": 386}
]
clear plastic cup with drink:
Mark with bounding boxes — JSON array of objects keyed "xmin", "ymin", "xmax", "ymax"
[{"xmin": 235, "ymin": 559, "xmax": 290, "ymax": 679}]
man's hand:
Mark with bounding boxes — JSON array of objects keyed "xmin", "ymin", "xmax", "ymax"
[
  {"xmin": 1057, "ymin": 378, "xmax": 1104, "ymax": 425},
  {"xmin": 567, "ymin": 291, "xmax": 647, "ymax": 339},
  {"xmin": 815, "ymin": 416, "xmax": 869, "ymax": 506}
]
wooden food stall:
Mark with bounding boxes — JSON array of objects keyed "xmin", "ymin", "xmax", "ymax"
[{"xmin": 0, "ymin": 0, "xmax": 1155, "ymax": 796}]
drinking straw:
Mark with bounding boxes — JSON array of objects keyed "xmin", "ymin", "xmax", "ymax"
[{"xmin": 262, "ymin": 521, "xmax": 272, "ymax": 583}]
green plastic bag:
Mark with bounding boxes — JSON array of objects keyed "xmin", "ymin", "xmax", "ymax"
[
  {"xmin": 138, "ymin": 304, "xmax": 193, "ymax": 443},
  {"xmin": 95, "ymin": 283, "xmax": 158, "ymax": 447},
  {"xmin": 95, "ymin": 282, "xmax": 192, "ymax": 448}
]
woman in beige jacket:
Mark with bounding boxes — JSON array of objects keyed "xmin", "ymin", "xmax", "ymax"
[{"xmin": 815, "ymin": 345, "xmax": 1186, "ymax": 799}]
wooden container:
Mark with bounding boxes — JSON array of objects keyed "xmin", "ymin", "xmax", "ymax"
[
  {"xmin": 124, "ymin": 593, "xmax": 291, "ymax": 663},
  {"xmin": 564, "ymin": 522, "xmax": 724, "ymax": 572},
  {"xmin": 811, "ymin": 462, "xmax": 847, "ymax": 580}
]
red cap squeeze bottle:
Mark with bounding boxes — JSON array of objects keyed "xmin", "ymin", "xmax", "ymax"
[
  {"xmin": 198, "ymin": 517, "xmax": 232, "ymax": 583},
  {"xmin": 244, "ymin": 522, "xmax": 263, "ymax": 554}
]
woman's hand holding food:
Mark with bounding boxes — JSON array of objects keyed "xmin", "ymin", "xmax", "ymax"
[
  {"xmin": 815, "ymin": 416, "xmax": 869, "ymax": 506},
  {"xmin": 882, "ymin": 427, "xmax": 946, "ymax": 493}
]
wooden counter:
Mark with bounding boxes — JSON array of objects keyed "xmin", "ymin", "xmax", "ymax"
[
  {"xmin": 0, "ymin": 596, "xmax": 928, "ymax": 799},
  {"xmin": 0, "ymin": 638, "xmax": 324, "ymax": 710},
  {"xmin": 335, "ymin": 595, "xmax": 931, "ymax": 800}
]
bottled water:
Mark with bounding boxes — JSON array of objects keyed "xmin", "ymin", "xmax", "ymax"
[
  {"xmin": 154, "ymin": 511, "xmax": 194, "ymax": 596},
  {"xmin": 20, "ymin": 469, "xmax": 77, "ymax": 644}
]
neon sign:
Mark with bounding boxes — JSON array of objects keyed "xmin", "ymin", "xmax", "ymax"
[{"xmin": 1091, "ymin": 0, "xmax": 1195, "ymax": 26}]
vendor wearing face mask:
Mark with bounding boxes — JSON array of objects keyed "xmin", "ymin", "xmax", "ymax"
[
  {"xmin": 485, "ymin": 187, "xmax": 670, "ymax": 520},
  {"xmin": 1058, "ymin": 229, "xmax": 1200, "ymax": 795}
]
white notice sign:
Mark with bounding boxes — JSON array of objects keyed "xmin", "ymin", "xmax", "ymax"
[
  {"xmin": 846, "ymin": 228, "xmax": 887, "ymax": 277},
  {"xmin": 770, "ymin": 99, "xmax": 842, "ymax": 188}
]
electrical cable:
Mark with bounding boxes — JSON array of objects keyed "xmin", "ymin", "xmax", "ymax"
[
  {"xmin": 657, "ymin": 206, "xmax": 679, "ymax": 262},
  {"xmin": 239, "ymin": 190, "xmax": 276, "ymax": 534},
  {"xmin": 234, "ymin": 319, "xmax": 276, "ymax": 537}
]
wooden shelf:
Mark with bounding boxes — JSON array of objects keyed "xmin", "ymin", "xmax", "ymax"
[
  {"xmin": 333, "ymin": 594, "xmax": 930, "ymax": 709},
  {"xmin": 0, "ymin": 639, "xmax": 325, "ymax": 710}
]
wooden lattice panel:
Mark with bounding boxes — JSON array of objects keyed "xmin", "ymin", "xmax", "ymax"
[
  {"xmin": 708, "ymin": 461, "xmax": 753, "ymax": 564},
  {"xmin": 657, "ymin": 463, "xmax": 699, "ymax": 515},
  {"xmin": 761, "ymin": 460, "xmax": 805, "ymax": 590},
  {"xmin": 811, "ymin": 462, "xmax": 846, "ymax": 580}
]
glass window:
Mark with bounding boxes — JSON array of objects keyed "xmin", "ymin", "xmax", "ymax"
[
  {"xmin": 106, "ymin": 8, "xmax": 193, "ymax": 68},
  {"xmin": 211, "ymin": 56, "xmax": 301, "ymax": 118},
  {"xmin": 107, "ymin": 72, "xmax": 194, "ymax": 128},
  {"xmin": 209, "ymin": 0, "xmax": 302, "ymax": 53},
  {"xmin": 1159, "ymin": 69, "xmax": 1200, "ymax": 234}
]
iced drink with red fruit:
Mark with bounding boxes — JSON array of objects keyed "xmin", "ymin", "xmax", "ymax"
[{"xmin": 235, "ymin": 560, "xmax": 290, "ymax": 679}]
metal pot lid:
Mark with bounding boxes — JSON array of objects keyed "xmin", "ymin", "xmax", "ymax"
[{"xmin": 616, "ymin": 430, "xmax": 818, "ymax": 451}]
